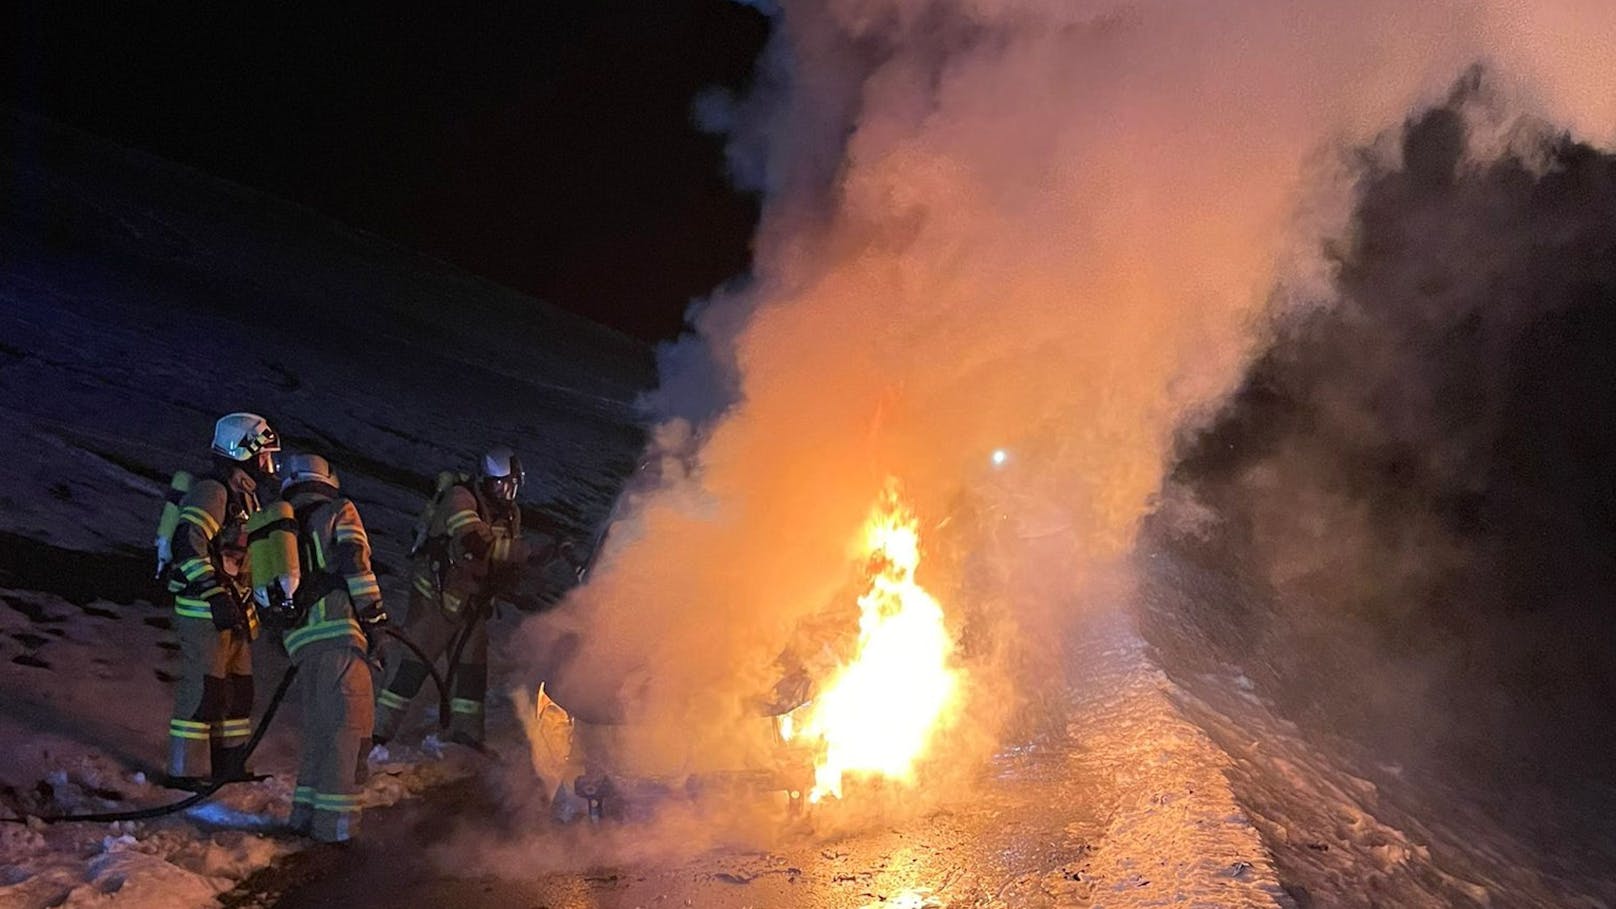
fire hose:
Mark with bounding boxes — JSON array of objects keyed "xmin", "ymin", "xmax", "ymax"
[
  {"xmin": 0, "ymin": 624, "xmax": 456, "ymax": 826},
  {"xmin": 421, "ymin": 602, "xmax": 486, "ymax": 750},
  {"xmin": 381, "ymin": 623, "xmax": 458, "ymax": 735},
  {"xmin": 0, "ymin": 664, "xmax": 301, "ymax": 825}
]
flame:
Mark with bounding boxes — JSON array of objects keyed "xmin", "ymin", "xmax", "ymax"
[{"xmin": 789, "ymin": 486, "xmax": 960, "ymax": 802}]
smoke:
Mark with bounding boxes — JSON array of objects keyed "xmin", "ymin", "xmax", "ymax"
[
  {"xmin": 510, "ymin": 0, "xmax": 1616, "ymax": 833},
  {"xmin": 1147, "ymin": 84, "xmax": 1616, "ymax": 788}
]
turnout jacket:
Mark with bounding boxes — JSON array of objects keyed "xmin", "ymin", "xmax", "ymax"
[
  {"xmin": 282, "ymin": 482, "xmax": 383, "ymax": 660},
  {"xmin": 411, "ymin": 482, "xmax": 525, "ymax": 614},
  {"xmin": 167, "ymin": 464, "xmax": 260, "ymax": 634}
]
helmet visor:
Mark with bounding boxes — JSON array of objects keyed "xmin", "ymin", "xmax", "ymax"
[
  {"xmin": 487, "ymin": 474, "xmax": 520, "ymax": 502},
  {"xmin": 250, "ymin": 425, "xmax": 281, "ymax": 455}
]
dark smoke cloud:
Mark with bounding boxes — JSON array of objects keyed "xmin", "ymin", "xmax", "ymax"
[{"xmin": 1147, "ymin": 78, "xmax": 1616, "ymax": 788}]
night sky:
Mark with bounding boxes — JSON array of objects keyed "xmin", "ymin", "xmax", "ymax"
[{"xmin": 2, "ymin": 2, "xmax": 770, "ymax": 341}]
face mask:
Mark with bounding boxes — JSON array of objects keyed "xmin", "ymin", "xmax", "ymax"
[{"xmin": 487, "ymin": 476, "xmax": 520, "ymax": 502}]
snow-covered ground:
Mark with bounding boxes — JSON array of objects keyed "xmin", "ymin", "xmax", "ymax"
[
  {"xmin": 1035, "ymin": 610, "xmax": 1290, "ymax": 908},
  {"xmin": 217, "ymin": 607, "xmax": 1296, "ymax": 909},
  {"xmin": 0, "ymin": 110, "xmax": 651, "ymax": 907},
  {"xmin": 1138, "ymin": 550, "xmax": 1616, "ymax": 908}
]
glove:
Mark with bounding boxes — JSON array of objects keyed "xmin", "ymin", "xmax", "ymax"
[
  {"xmin": 356, "ymin": 600, "xmax": 388, "ymax": 657},
  {"xmin": 536, "ymin": 539, "xmax": 586, "ymax": 581},
  {"xmin": 210, "ymin": 588, "xmax": 246, "ymax": 632},
  {"xmin": 356, "ymin": 600, "xmax": 389, "ymax": 629}
]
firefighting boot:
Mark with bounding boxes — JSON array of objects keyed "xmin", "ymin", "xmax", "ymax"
[
  {"xmin": 210, "ymin": 743, "xmax": 257, "ymax": 783},
  {"xmin": 288, "ymin": 791, "xmax": 314, "ymax": 836},
  {"xmin": 160, "ymin": 774, "xmax": 213, "ymax": 793}
]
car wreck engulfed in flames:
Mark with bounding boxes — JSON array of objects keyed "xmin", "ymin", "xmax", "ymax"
[
  {"xmin": 517, "ymin": 439, "xmax": 1079, "ymax": 821},
  {"xmin": 523, "ymin": 477, "xmax": 983, "ymax": 821},
  {"xmin": 527, "ymin": 679, "xmax": 818, "ymax": 822}
]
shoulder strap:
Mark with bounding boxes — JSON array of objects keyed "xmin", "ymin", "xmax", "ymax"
[
  {"xmin": 410, "ymin": 476, "xmax": 477, "ymax": 557},
  {"xmin": 293, "ymin": 497, "xmax": 341, "ymax": 570},
  {"xmin": 458, "ymin": 481, "xmax": 485, "ymax": 520},
  {"xmin": 292, "ymin": 498, "xmax": 328, "ymax": 528},
  {"xmin": 291, "ymin": 499, "xmax": 347, "ymax": 609}
]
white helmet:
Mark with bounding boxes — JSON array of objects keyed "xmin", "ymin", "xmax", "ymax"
[
  {"xmin": 479, "ymin": 446, "xmax": 523, "ymax": 502},
  {"xmin": 280, "ymin": 453, "xmax": 339, "ymax": 491},
  {"xmin": 212, "ymin": 412, "xmax": 280, "ymax": 461}
]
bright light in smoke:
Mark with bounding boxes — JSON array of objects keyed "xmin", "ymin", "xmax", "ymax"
[
  {"xmin": 788, "ymin": 486, "xmax": 960, "ymax": 802},
  {"xmin": 991, "ymin": 449, "xmax": 1009, "ymax": 468}
]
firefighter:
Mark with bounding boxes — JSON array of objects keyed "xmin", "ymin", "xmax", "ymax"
[
  {"xmin": 162, "ymin": 412, "xmax": 279, "ymax": 790},
  {"xmin": 273, "ymin": 454, "xmax": 387, "ymax": 842},
  {"xmin": 373, "ymin": 447, "xmax": 546, "ymax": 750}
]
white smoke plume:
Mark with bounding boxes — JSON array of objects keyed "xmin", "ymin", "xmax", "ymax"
[{"xmin": 514, "ymin": 0, "xmax": 1616, "ymax": 800}]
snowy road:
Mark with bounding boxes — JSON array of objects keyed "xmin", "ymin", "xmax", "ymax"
[
  {"xmin": 224, "ymin": 614, "xmax": 1290, "ymax": 909},
  {"xmin": 231, "ymin": 743, "xmax": 1102, "ymax": 909}
]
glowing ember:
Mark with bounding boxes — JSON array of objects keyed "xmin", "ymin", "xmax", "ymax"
[{"xmin": 788, "ymin": 486, "xmax": 960, "ymax": 802}]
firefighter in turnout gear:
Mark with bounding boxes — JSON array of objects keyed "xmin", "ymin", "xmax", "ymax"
[
  {"xmin": 162, "ymin": 412, "xmax": 279, "ymax": 790},
  {"xmin": 271, "ymin": 454, "xmax": 387, "ymax": 842},
  {"xmin": 373, "ymin": 447, "xmax": 530, "ymax": 749}
]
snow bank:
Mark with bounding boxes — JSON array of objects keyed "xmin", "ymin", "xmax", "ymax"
[
  {"xmin": 0, "ymin": 822, "xmax": 284, "ymax": 909},
  {"xmin": 1140, "ymin": 553, "xmax": 1616, "ymax": 907},
  {"xmin": 1044, "ymin": 614, "xmax": 1289, "ymax": 908}
]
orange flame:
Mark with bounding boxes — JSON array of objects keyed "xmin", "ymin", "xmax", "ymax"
[{"xmin": 789, "ymin": 486, "xmax": 960, "ymax": 802}]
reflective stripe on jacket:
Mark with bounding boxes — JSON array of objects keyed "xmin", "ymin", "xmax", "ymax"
[
  {"xmin": 166, "ymin": 466, "xmax": 260, "ymax": 632},
  {"xmin": 409, "ymin": 482, "xmax": 523, "ymax": 605},
  {"xmin": 283, "ymin": 489, "xmax": 379, "ymax": 660}
]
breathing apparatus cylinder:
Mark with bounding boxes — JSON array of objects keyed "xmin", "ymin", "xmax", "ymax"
[
  {"xmin": 154, "ymin": 470, "xmax": 194, "ymax": 578},
  {"xmin": 246, "ymin": 501, "xmax": 301, "ymax": 624}
]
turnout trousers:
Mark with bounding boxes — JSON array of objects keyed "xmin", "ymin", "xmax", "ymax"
[
  {"xmin": 373, "ymin": 588, "xmax": 488, "ymax": 744},
  {"xmin": 168, "ymin": 617, "xmax": 253, "ymax": 778},
  {"xmin": 288, "ymin": 642, "xmax": 374, "ymax": 842}
]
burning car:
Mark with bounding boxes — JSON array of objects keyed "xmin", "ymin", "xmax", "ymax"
[
  {"xmin": 526, "ymin": 679, "xmax": 817, "ymax": 822},
  {"xmin": 522, "ymin": 477, "xmax": 965, "ymax": 822}
]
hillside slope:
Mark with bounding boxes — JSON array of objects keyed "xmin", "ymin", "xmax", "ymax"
[{"xmin": 0, "ymin": 110, "xmax": 652, "ymax": 907}]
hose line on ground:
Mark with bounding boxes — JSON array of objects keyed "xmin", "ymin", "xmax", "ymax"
[
  {"xmin": 0, "ymin": 665, "xmax": 300, "ymax": 825},
  {"xmin": 1, "ymin": 625, "xmax": 453, "ymax": 826}
]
